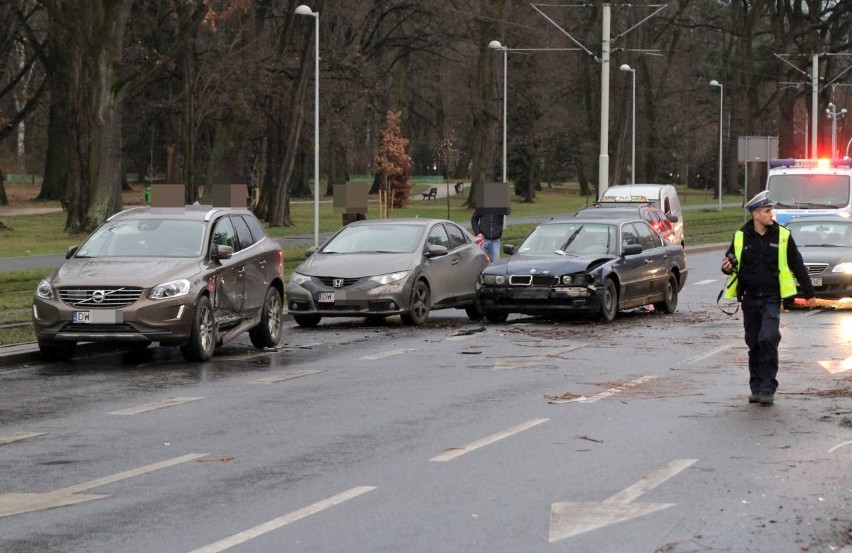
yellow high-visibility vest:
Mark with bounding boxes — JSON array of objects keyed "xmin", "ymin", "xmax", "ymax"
[{"xmin": 724, "ymin": 227, "xmax": 796, "ymax": 300}]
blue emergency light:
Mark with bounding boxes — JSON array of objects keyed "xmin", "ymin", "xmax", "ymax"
[{"xmin": 769, "ymin": 158, "xmax": 852, "ymax": 169}]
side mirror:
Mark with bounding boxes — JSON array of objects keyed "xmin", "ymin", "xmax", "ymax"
[
  {"xmin": 425, "ymin": 244, "xmax": 449, "ymax": 258},
  {"xmin": 503, "ymin": 244, "xmax": 515, "ymax": 255},
  {"xmin": 304, "ymin": 246, "xmax": 318, "ymax": 258},
  {"xmin": 666, "ymin": 213, "xmax": 679, "ymax": 223},
  {"xmin": 213, "ymin": 244, "xmax": 233, "ymax": 260},
  {"xmin": 65, "ymin": 245, "xmax": 78, "ymax": 259},
  {"xmin": 623, "ymin": 244, "xmax": 642, "ymax": 256}
]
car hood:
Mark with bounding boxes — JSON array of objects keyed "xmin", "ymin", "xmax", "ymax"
[
  {"xmin": 484, "ymin": 253, "xmax": 613, "ymax": 275},
  {"xmin": 296, "ymin": 252, "xmax": 417, "ymax": 277},
  {"xmin": 51, "ymin": 257, "xmax": 203, "ymax": 287},
  {"xmin": 798, "ymin": 246, "xmax": 852, "ymax": 265}
]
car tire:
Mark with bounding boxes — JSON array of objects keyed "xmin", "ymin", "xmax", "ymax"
[
  {"xmin": 653, "ymin": 273, "xmax": 679, "ymax": 314},
  {"xmin": 249, "ymin": 287, "xmax": 282, "ymax": 348},
  {"xmin": 401, "ymin": 280, "xmax": 430, "ymax": 326},
  {"xmin": 465, "ymin": 297, "xmax": 484, "ymax": 321},
  {"xmin": 38, "ymin": 340, "xmax": 76, "ymax": 362},
  {"xmin": 293, "ymin": 314, "xmax": 321, "ymax": 328},
  {"xmin": 180, "ymin": 296, "xmax": 216, "ymax": 362},
  {"xmin": 598, "ymin": 278, "xmax": 618, "ymax": 322},
  {"xmin": 484, "ymin": 310, "xmax": 509, "ymax": 324}
]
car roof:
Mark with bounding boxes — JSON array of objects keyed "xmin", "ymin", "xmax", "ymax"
[
  {"xmin": 344, "ymin": 218, "xmax": 454, "ymax": 228},
  {"xmin": 108, "ymin": 205, "xmax": 255, "ymax": 223},
  {"xmin": 542, "ymin": 215, "xmax": 644, "ymax": 226}
]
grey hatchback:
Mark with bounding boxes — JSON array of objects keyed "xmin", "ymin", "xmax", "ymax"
[
  {"xmin": 32, "ymin": 205, "xmax": 285, "ymax": 362},
  {"xmin": 287, "ymin": 218, "xmax": 488, "ymax": 326}
]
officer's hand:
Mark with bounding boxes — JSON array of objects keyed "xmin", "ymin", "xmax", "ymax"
[{"xmin": 721, "ymin": 257, "xmax": 732, "ymax": 273}]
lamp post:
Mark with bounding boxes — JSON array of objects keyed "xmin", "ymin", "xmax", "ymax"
[
  {"xmin": 488, "ymin": 40, "xmax": 508, "ymax": 184},
  {"xmin": 710, "ymin": 80, "xmax": 723, "ymax": 211},
  {"xmin": 619, "ymin": 64, "xmax": 635, "ymax": 185},
  {"xmin": 826, "ymin": 102, "xmax": 848, "ymax": 158},
  {"xmin": 296, "ymin": 4, "xmax": 320, "ymax": 247}
]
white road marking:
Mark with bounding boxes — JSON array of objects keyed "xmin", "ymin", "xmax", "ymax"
[
  {"xmin": 359, "ymin": 348, "xmax": 414, "ymax": 361},
  {"xmin": 549, "ymin": 458, "xmax": 697, "ymax": 542},
  {"xmin": 494, "ymin": 344, "xmax": 587, "ymax": 370},
  {"xmin": 109, "ymin": 397, "xmax": 203, "ymax": 415},
  {"xmin": 692, "ymin": 279, "xmax": 717, "ymax": 286},
  {"xmin": 0, "ymin": 453, "xmax": 208, "ymax": 518},
  {"xmin": 829, "ymin": 441, "xmax": 852, "ymax": 454},
  {"xmin": 817, "ymin": 358, "xmax": 852, "ymax": 373},
  {"xmin": 254, "ymin": 369, "xmax": 324, "ymax": 383},
  {"xmin": 186, "ymin": 486, "xmax": 376, "ymax": 553},
  {"xmin": 0, "ymin": 432, "xmax": 45, "ymax": 446},
  {"xmin": 549, "ymin": 375, "xmax": 658, "ymax": 404},
  {"xmin": 684, "ymin": 344, "xmax": 732, "ymax": 365},
  {"xmin": 429, "ymin": 418, "xmax": 548, "ymax": 462}
]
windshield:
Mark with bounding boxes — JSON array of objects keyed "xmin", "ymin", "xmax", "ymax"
[
  {"xmin": 787, "ymin": 220, "xmax": 852, "ymax": 247},
  {"xmin": 321, "ymin": 224, "xmax": 425, "ymax": 254},
  {"xmin": 76, "ymin": 219, "xmax": 206, "ymax": 258},
  {"xmin": 768, "ymin": 175, "xmax": 851, "ymax": 208},
  {"xmin": 517, "ymin": 222, "xmax": 615, "ymax": 255}
]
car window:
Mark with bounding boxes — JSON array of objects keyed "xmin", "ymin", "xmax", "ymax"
[
  {"xmin": 241, "ymin": 214, "xmax": 267, "ymax": 243},
  {"xmin": 444, "ymin": 223, "xmax": 468, "ymax": 250},
  {"xmin": 212, "ymin": 216, "xmax": 239, "ymax": 252},
  {"xmin": 621, "ymin": 223, "xmax": 640, "ymax": 248},
  {"xmin": 633, "ymin": 221, "xmax": 663, "ymax": 250},
  {"xmin": 231, "ymin": 215, "xmax": 255, "ymax": 250},
  {"xmin": 427, "ymin": 224, "xmax": 451, "ymax": 249}
]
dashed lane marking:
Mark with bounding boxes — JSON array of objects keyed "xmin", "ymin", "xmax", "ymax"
[
  {"xmin": 549, "ymin": 375, "xmax": 658, "ymax": 404},
  {"xmin": 254, "ymin": 369, "xmax": 324, "ymax": 383},
  {"xmin": 692, "ymin": 279, "xmax": 717, "ymax": 286},
  {"xmin": 0, "ymin": 432, "xmax": 45, "ymax": 446},
  {"xmin": 186, "ymin": 486, "xmax": 376, "ymax": 553},
  {"xmin": 429, "ymin": 418, "xmax": 548, "ymax": 462},
  {"xmin": 109, "ymin": 397, "xmax": 203, "ymax": 415},
  {"xmin": 359, "ymin": 348, "xmax": 414, "ymax": 361}
]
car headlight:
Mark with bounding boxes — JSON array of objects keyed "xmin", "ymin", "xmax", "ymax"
[
  {"xmin": 832, "ymin": 262, "xmax": 852, "ymax": 274},
  {"xmin": 369, "ymin": 271, "xmax": 409, "ymax": 285},
  {"xmin": 561, "ymin": 274, "xmax": 590, "ymax": 286},
  {"xmin": 149, "ymin": 279, "xmax": 191, "ymax": 300},
  {"xmin": 36, "ymin": 279, "xmax": 54, "ymax": 300},
  {"xmin": 290, "ymin": 272, "xmax": 311, "ymax": 286},
  {"xmin": 482, "ymin": 274, "xmax": 506, "ymax": 285}
]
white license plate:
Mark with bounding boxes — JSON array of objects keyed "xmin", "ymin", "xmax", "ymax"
[
  {"xmin": 317, "ymin": 292, "xmax": 335, "ymax": 303},
  {"xmin": 72, "ymin": 310, "xmax": 121, "ymax": 323},
  {"xmin": 811, "ymin": 277, "xmax": 822, "ymax": 287}
]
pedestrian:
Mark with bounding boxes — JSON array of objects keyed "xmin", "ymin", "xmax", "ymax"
[
  {"xmin": 471, "ymin": 207, "xmax": 506, "ymax": 262},
  {"xmin": 720, "ymin": 190, "xmax": 816, "ymax": 406}
]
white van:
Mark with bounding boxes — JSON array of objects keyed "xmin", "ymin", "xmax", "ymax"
[{"xmin": 599, "ymin": 184, "xmax": 684, "ymax": 246}]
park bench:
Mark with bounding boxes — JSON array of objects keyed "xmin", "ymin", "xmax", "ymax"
[{"xmin": 421, "ymin": 187, "xmax": 438, "ymax": 200}]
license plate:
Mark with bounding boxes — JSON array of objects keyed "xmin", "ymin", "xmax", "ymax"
[
  {"xmin": 72, "ymin": 310, "xmax": 121, "ymax": 323},
  {"xmin": 317, "ymin": 292, "xmax": 335, "ymax": 303},
  {"xmin": 811, "ymin": 277, "xmax": 822, "ymax": 287}
]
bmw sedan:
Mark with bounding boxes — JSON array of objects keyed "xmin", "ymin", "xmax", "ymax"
[
  {"xmin": 786, "ymin": 215, "xmax": 852, "ymax": 298},
  {"xmin": 286, "ymin": 218, "xmax": 488, "ymax": 327},
  {"xmin": 33, "ymin": 205, "xmax": 285, "ymax": 362},
  {"xmin": 478, "ymin": 216, "xmax": 688, "ymax": 322}
]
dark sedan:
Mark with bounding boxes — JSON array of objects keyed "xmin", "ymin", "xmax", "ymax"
[
  {"xmin": 478, "ymin": 217, "xmax": 688, "ymax": 322},
  {"xmin": 786, "ymin": 215, "xmax": 852, "ymax": 298}
]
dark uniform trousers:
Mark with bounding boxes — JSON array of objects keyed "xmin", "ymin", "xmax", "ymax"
[{"xmin": 741, "ymin": 295, "xmax": 782, "ymax": 395}]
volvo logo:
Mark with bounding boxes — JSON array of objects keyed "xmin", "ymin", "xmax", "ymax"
[
  {"xmin": 92, "ymin": 290, "xmax": 106, "ymax": 303},
  {"xmin": 333, "ymin": 278, "xmax": 344, "ymax": 288}
]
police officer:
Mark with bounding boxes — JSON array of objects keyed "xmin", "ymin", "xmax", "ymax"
[{"xmin": 721, "ymin": 191, "xmax": 816, "ymax": 406}]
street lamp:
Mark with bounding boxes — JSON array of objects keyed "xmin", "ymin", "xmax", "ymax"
[
  {"xmin": 296, "ymin": 4, "xmax": 320, "ymax": 247},
  {"xmin": 826, "ymin": 102, "xmax": 848, "ymax": 158},
  {"xmin": 710, "ymin": 80, "xmax": 723, "ymax": 211},
  {"xmin": 488, "ymin": 40, "xmax": 508, "ymax": 184},
  {"xmin": 619, "ymin": 64, "xmax": 635, "ymax": 185}
]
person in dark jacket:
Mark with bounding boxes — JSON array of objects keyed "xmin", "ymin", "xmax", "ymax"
[
  {"xmin": 721, "ymin": 191, "xmax": 816, "ymax": 406},
  {"xmin": 471, "ymin": 207, "xmax": 506, "ymax": 261}
]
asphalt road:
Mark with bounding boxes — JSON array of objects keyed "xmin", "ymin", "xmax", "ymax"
[{"xmin": 1, "ymin": 249, "xmax": 850, "ymax": 552}]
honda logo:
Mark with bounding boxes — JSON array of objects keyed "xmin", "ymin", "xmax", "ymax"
[{"xmin": 333, "ymin": 278, "xmax": 344, "ymax": 288}]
